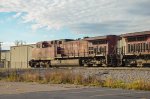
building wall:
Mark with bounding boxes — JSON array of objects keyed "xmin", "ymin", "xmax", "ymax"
[
  {"xmin": 1, "ymin": 51, "xmax": 11, "ymax": 68},
  {"xmin": 10, "ymin": 45, "xmax": 35, "ymax": 68}
]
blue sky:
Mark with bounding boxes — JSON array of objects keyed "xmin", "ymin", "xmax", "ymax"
[
  {"xmin": 0, "ymin": 12, "xmax": 94, "ymax": 49},
  {"xmin": 0, "ymin": 12, "xmax": 89, "ymax": 41},
  {"xmin": 0, "ymin": 0, "xmax": 150, "ymax": 49}
]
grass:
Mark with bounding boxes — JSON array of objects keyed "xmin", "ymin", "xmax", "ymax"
[
  {"xmin": 103, "ymin": 78, "xmax": 126, "ymax": 88},
  {"xmin": 21, "ymin": 72, "xmax": 42, "ymax": 82},
  {"xmin": 126, "ymin": 80, "xmax": 150, "ymax": 91},
  {"xmin": 0, "ymin": 69, "xmax": 150, "ymax": 91}
]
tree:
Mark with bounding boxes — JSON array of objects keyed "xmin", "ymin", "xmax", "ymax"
[{"xmin": 14, "ymin": 40, "xmax": 26, "ymax": 46}]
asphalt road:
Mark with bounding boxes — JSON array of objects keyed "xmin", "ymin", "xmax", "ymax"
[{"xmin": 0, "ymin": 87, "xmax": 149, "ymax": 99}]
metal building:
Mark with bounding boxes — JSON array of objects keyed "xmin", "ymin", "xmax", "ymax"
[{"xmin": 10, "ymin": 44, "xmax": 36, "ymax": 68}]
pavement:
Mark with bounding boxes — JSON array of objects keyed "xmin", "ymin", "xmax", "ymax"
[{"xmin": 0, "ymin": 87, "xmax": 149, "ymax": 99}]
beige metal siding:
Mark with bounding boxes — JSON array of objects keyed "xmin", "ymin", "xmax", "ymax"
[
  {"xmin": 10, "ymin": 45, "xmax": 35, "ymax": 68},
  {"xmin": 1, "ymin": 51, "xmax": 10, "ymax": 68}
]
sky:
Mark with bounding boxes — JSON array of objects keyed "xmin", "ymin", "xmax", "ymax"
[{"xmin": 0, "ymin": 0, "xmax": 150, "ymax": 50}]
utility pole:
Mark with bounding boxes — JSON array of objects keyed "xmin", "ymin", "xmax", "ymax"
[{"xmin": 0, "ymin": 42, "xmax": 2, "ymax": 63}]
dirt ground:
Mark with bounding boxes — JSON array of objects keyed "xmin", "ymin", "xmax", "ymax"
[{"xmin": 0, "ymin": 81, "xmax": 86, "ymax": 95}]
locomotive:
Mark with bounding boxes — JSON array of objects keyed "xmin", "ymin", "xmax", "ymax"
[
  {"xmin": 29, "ymin": 31, "xmax": 150, "ymax": 67},
  {"xmin": 120, "ymin": 31, "xmax": 150, "ymax": 67}
]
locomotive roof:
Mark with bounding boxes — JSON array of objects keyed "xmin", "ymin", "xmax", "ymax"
[
  {"xmin": 121, "ymin": 31, "xmax": 150, "ymax": 37},
  {"xmin": 83, "ymin": 35, "xmax": 116, "ymax": 41},
  {"xmin": 37, "ymin": 39, "xmax": 74, "ymax": 43},
  {"xmin": 59, "ymin": 39, "xmax": 74, "ymax": 42}
]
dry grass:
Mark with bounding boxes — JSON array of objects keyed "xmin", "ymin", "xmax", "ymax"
[
  {"xmin": 43, "ymin": 71, "xmax": 103, "ymax": 86},
  {"xmin": 44, "ymin": 71, "xmax": 74, "ymax": 84},
  {"xmin": 21, "ymin": 72, "xmax": 41, "ymax": 82},
  {"xmin": 0, "ymin": 70, "xmax": 150, "ymax": 91},
  {"xmin": 5, "ymin": 71, "xmax": 20, "ymax": 82},
  {"xmin": 1, "ymin": 70, "xmax": 41, "ymax": 82},
  {"xmin": 103, "ymin": 78, "xmax": 126, "ymax": 88},
  {"xmin": 127, "ymin": 80, "xmax": 150, "ymax": 91}
]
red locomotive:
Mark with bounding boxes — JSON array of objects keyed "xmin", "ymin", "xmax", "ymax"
[
  {"xmin": 29, "ymin": 31, "xmax": 150, "ymax": 67},
  {"xmin": 121, "ymin": 31, "xmax": 150, "ymax": 67}
]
